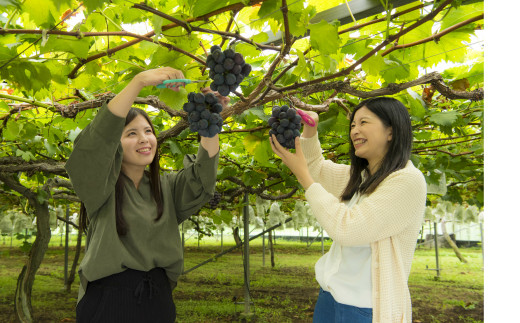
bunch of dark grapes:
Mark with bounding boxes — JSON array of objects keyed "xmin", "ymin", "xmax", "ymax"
[
  {"xmin": 206, "ymin": 45, "xmax": 252, "ymax": 96},
  {"xmin": 184, "ymin": 92, "xmax": 223, "ymax": 138},
  {"xmin": 208, "ymin": 191, "xmax": 222, "ymax": 209},
  {"xmin": 268, "ymin": 105, "xmax": 302, "ymax": 149}
]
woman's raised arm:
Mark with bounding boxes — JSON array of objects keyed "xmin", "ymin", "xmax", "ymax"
[{"xmin": 108, "ymin": 67, "xmax": 185, "ymax": 118}]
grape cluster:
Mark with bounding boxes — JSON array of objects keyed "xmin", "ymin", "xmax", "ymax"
[
  {"xmin": 206, "ymin": 45, "xmax": 252, "ymax": 96},
  {"xmin": 208, "ymin": 191, "xmax": 222, "ymax": 209},
  {"xmin": 268, "ymin": 105, "xmax": 302, "ymax": 149},
  {"xmin": 184, "ymin": 92, "xmax": 223, "ymax": 138}
]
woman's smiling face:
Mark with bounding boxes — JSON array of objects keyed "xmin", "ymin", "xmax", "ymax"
[
  {"xmin": 120, "ymin": 114, "xmax": 157, "ymax": 173},
  {"xmin": 350, "ymin": 106, "xmax": 393, "ymax": 172}
]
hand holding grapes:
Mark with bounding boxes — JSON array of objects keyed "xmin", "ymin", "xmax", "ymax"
[
  {"xmin": 270, "ymin": 135, "xmax": 314, "ymax": 190},
  {"xmin": 201, "ymin": 87, "xmax": 230, "ymax": 108}
]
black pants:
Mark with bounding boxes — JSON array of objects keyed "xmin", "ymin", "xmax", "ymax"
[{"xmin": 76, "ymin": 268, "xmax": 176, "ymax": 323}]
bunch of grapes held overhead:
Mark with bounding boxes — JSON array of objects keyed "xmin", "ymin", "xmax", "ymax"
[
  {"xmin": 183, "ymin": 91, "xmax": 223, "ymax": 138},
  {"xmin": 268, "ymin": 105, "xmax": 302, "ymax": 149},
  {"xmin": 206, "ymin": 45, "xmax": 252, "ymax": 96},
  {"xmin": 208, "ymin": 191, "xmax": 222, "ymax": 209}
]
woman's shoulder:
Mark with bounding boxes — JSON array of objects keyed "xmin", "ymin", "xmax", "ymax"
[
  {"xmin": 385, "ymin": 160, "xmax": 426, "ymax": 186},
  {"xmin": 369, "ymin": 161, "xmax": 427, "ymax": 206}
]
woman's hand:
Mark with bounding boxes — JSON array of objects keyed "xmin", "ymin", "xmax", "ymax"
[
  {"xmin": 133, "ymin": 67, "xmax": 185, "ymax": 91},
  {"xmin": 108, "ymin": 67, "xmax": 185, "ymax": 117},
  {"xmin": 270, "ymin": 135, "xmax": 314, "ymax": 190},
  {"xmin": 201, "ymin": 87, "xmax": 230, "ymax": 108}
]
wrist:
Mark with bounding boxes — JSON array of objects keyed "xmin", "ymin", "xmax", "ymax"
[
  {"xmin": 200, "ymin": 134, "xmax": 220, "ymax": 158},
  {"xmin": 302, "ymin": 125, "xmax": 317, "ymax": 138},
  {"xmin": 130, "ymin": 75, "xmax": 147, "ymax": 90},
  {"xmin": 296, "ymin": 170, "xmax": 314, "ymax": 190}
]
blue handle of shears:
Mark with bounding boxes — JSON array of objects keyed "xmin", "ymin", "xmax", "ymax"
[{"xmin": 156, "ymin": 79, "xmax": 192, "ymax": 89}]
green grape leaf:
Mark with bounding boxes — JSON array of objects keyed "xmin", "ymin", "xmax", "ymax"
[
  {"xmin": 41, "ymin": 36, "xmax": 90, "ymax": 59},
  {"xmin": 158, "ymin": 87, "xmax": 188, "ymax": 110},
  {"xmin": 218, "ymin": 166, "xmax": 238, "ymax": 180},
  {"xmin": 43, "ymin": 140, "xmax": 57, "ymax": 156},
  {"xmin": 192, "ymin": 0, "xmax": 243, "ymax": 17},
  {"xmin": 243, "ymin": 134, "xmax": 263, "ymax": 156},
  {"xmin": 309, "ymin": 20, "xmax": 340, "ymax": 55},
  {"xmin": 404, "ymin": 88, "xmax": 427, "ymax": 119},
  {"xmin": 21, "ymin": 0, "xmax": 56, "ymax": 27},
  {"xmin": 169, "ymin": 141, "xmax": 183, "ymax": 156},
  {"xmin": 4, "ymin": 120, "xmax": 22, "ymax": 140},
  {"xmin": 429, "ymin": 111, "xmax": 462, "ymax": 127},
  {"xmin": 82, "ymin": 0, "xmax": 107, "ymax": 12},
  {"xmin": 0, "ymin": 0, "xmax": 22, "ymax": 9},
  {"xmin": 258, "ymin": 0, "xmax": 281, "ymax": 18},
  {"xmin": 242, "ymin": 169, "xmax": 265, "ymax": 187}
]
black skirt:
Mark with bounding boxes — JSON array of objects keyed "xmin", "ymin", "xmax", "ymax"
[{"xmin": 76, "ymin": 267, "xmax": 176, "ymax": 323}]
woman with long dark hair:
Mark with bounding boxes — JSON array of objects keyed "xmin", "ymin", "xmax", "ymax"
[
  {"xmin": 270, "ymin": 97, "xmax": 426, "ymax": 323},
  {"xmin": 66, "ymin": 67, "xmax": 225, "ymax": 322}
]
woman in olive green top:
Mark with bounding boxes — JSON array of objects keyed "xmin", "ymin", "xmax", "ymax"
[{"xmin": 66, "ymin": 67, "xmax": 224, "ymax": 322}]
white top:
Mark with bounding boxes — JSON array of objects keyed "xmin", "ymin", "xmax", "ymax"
[{"xmin": 315, "ymin": 191, "xmax": 372, "ymax": 308}]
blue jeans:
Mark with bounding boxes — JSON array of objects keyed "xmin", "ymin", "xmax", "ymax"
[{"xmin": 313, "ymin": 288, "xmax": 372, "ymax": 323}]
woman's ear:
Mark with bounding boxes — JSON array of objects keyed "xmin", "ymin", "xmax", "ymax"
[{"xmin": 387, "ymin": 127, "xmax": 393, "ymax": 141}]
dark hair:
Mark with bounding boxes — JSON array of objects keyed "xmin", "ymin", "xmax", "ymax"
[
  {"xmin": 341, "ymin": 97, "xmax": 412, "ymax": 201},
  {"xmin": 79, "ymin": 108, "xmax": 164, "ymax": 235}
]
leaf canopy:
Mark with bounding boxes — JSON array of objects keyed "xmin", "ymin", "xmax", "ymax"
[{"xmin": 0, "ymin": 0, "xmax": 484, "ymax": 230}]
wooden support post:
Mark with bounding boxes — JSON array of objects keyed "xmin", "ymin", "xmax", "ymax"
[
  {"xmin": 433, "ymin": 222, "xmax": 441, "ymax": 280},
  {"xmin": 63, "ymin": 205, "xmax": 69, "ymax": 286},
  {"xmin": 241, "ymin": 192, "xmax": 254, "ymax": 319}
]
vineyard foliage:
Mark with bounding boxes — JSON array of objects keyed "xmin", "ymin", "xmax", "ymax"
[{"xmin": 1, "ymin": 0, "xmax": 484, "ymax": 231}]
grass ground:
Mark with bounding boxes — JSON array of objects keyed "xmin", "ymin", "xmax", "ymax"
[{"xmin": 0, "ymin": 234, "xmax": 483, "ymax": 322}]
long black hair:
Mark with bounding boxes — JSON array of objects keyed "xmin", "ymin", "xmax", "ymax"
[
  {"xmin": 341, "ymin": 97, "xmax": 412, "ymax": 201},
  {"xmin": 79, "ymin": 108, "xmax": 164, "ymax": 235}
]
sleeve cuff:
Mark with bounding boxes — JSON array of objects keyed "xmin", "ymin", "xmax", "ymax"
[
  {"xmin": 196, "ymin": 144, "xmax": 219, "ymax": 162},
  {"xmin": 305, "ymin": 182, "xmax": 325, "ymax": 201},
  {"xmin": 181, "ymin": 144, "xmax": 219, "ymax": 194},
  {"xmin": 300, "ymin": 132, "xmax": 322, "ymax": 161},
  {"xmin": 183, "ymin": 144, "xmax": 219, "ymax": 168}
]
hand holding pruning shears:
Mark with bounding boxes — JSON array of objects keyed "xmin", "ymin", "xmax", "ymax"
[
  {"xmin": 296, "ymin": 109, "xmax": 318, "ymax": 127},
  {"xmin": 298, "ymin": 109, "xmax": 319, "ymax": 138},
  {"xmin": 131, "ymin": 67, "xmax": 185, "ymax": 90},
  {"xmin": 156, "ymin": 79, "xmax": 208, "ymax": 89}
]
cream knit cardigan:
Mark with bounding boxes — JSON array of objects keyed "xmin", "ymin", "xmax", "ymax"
[{"xmin": 300, "ymin": 134, "xmax": 426, "ymax": 323}]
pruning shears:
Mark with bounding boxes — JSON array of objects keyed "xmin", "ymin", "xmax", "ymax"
[
  {"xmin": 296, "ymin": 109, "xmax": 316, "ymax": 127},
  {"xmin": 156, "ymin": 79, "xmax": 208, "ymax": 89}
]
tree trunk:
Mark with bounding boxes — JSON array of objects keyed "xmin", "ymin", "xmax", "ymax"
[
  {"xmin": 268, "ymin": 231, "xmax": 275, "ymax": 268},
  {"xmin": 15, "ymin": 201, "xmax": 51, "ymax": 323},
  {"xmin": 0, "ymin": 173, "xmax": 52, "ymax": 323},
  {"xmin": 233, "ymin": 227, "xmax": 242, "ymax": 246},
  {"xmin": 441, "ymin": 219, "xmax": 467, "ymax": 263},
  {"xmin": 65, "ymin": 226, "xmax": 82, "ymax": 292}
]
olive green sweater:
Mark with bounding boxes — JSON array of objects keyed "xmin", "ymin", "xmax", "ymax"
[{"xmin": 65, "ymin": 104, "xmax": 218, "ymax": 302}]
